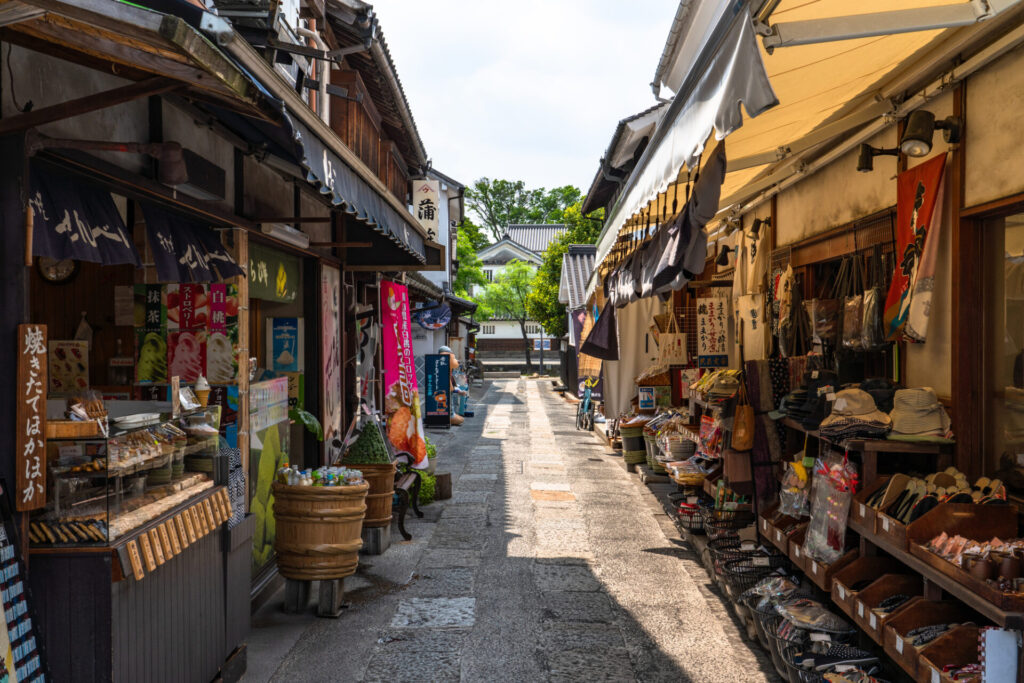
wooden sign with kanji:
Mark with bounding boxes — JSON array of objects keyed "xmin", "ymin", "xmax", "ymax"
[{"xmin": 17, "ymin": 324, "xmax": 48, "ymax": 511}]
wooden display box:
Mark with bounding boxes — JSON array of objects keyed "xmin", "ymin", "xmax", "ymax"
[
  {"xmin": 850, "ymin": 475, "xmax": 890, "ymax": 532},
  {"xmin": 852, "ymin": 573, "xmax": 924, "ymax": 643},
  {"xmin": 906, "ymin": 503, "xmax": 1023, "ymax": 611},
  {"xmin": 46, "ymin": 419, "xmax": 102, "ymax": 439},
  {"xmin": 787, "ymin": 526, "xmax": 808, "ymax": 574},
  {"xmin": 758, "ymin": 503, "xmax": 805, "ymax": 555},
  {"xmin": 916, "ymin": 625, "xmax": 980, "ymax": 683},
  {"xmin": 882, "ymin": 600, "xmax": 976, "ymax": 679},
  {"xmin": 804, "ymin": 547, "xmax": 858, "ymax": 592},
  {"xmin": 832, "ymin": 556, "xmax": 905, "ymax": 618}
]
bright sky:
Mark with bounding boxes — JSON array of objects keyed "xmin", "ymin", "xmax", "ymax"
[{"xmin": 374, "ymin": 1, "xmax": 679, "ymax": 194}]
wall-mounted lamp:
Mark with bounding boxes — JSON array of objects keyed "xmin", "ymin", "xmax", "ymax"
[
  {"xmin": 716, "ymin": 245, "xmax": 733, "ymax": 267},
  {"xmin": 750, "ymin": 217, "xmax": 771, "ymax": 239},
  {"xmin": 856, "ymin": 143, "xmax": 899, "ymax": 173},
  {"xmin": 900, "ymin": 110, "xmax": 962, "ymax": 157}
]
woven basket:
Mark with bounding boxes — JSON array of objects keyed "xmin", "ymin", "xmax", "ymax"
[
  {"xmin": 700, "ymin": 508, "xmax": 754, "ymax": 539},
  {"xmin": 723, "ymin": 557, "xmax": 775, "ymax": 595},
  {"xmin": 623, "ymin": 449, "xmax": 646, "ymax": 465},
  {"xmin": 674, "ymin": 503, "xmax": 704, "ymax": 533}
]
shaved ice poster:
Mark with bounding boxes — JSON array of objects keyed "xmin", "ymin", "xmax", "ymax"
[{"xmin": 267, "ymin": 318, "xmax": 304, "ymax": 373}]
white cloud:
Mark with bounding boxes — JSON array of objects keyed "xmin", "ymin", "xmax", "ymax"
[{"xmin": 372, "ymin": 1, "xmax": 678, "ymax": 193}]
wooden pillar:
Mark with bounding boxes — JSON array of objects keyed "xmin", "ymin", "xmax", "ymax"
[
  {"xmin": 234, "ymin": 230, "xmax": 251, "ymax": 507},
  {"xmin": 949, "ymin": 83, "xmax": 983, "ymax": 479}
]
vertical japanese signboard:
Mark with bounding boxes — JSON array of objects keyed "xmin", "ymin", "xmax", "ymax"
[
  {"xmin": 412, "ymin": 180, "xmax": 440, "ymax": 239},
  {"xmin": 17, "ymin": 324, "xmax": 47, "ymax": 511},
  {"xmin": 697, "ymin": 298, "xmax": 729, "ymax": 368},
  {"xmin": 380, "ymin": 281, "xmax": 427, "ymax": 467},
  {"xmin": 321, "ymin": 265, "xmax": 342, "ymax": 448},
  {"xmin": 424, "ymin": 353, "xmax": 451, "ymax": 428}
]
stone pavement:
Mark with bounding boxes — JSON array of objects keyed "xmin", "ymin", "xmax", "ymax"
[{"xmin": 243, "ymin": 379, "xmax": 777, "ymax": 682}]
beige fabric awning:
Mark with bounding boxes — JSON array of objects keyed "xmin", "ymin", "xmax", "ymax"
[{"xmin": 591, "ymin": 0, "xmax": 1024, "ymax": 292}]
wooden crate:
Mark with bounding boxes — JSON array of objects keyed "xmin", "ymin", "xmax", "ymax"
[
  {"xmin": 849, "ymin": 475, "xmax": 890, "ymax": 532},
  {"xmin": 882, "ymin": 600, "xmax": 976, "ymax": 680},
  {"xmin": 787, "ymin": 525, "xmax": 808, "ymax": 574},
  {"xmin": 852, "ymin": 573, "xmax": 924, "ymax": 643},
  {"xmin": 804, "ymin": 547, "xmax": 858, "ymax": 592},
  {"xmin": 916, "ymin": 625, "xmax": 980, "ymax": 683},
  {"xmin": 832, "ymin": 556, "xmax": 905, "ymax": 618}
]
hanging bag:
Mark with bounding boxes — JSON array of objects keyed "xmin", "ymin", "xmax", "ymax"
[
  {"xmin": 659, "ymin": 310, "xmax": 688, "ymax": 365},
  {"xmin": 842, "ymin": 254, "xmax": 865, "ymax": 349},
  {"xmin": 731, "ymin": 377, "xmax": 755, "ymax": 451},
  {"xmin": 861, "ymin": 245, "xmax": 887, "ymax": 351}
]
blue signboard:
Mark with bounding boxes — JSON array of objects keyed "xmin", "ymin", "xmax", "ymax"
[{"xmin": 424, "ymin": 353, "xmax": 451, "ymax": 428}]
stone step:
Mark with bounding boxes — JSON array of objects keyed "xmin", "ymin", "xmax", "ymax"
[{"xmin": 486, "ymin": 371, "xmax": 522, "ymax": 379}]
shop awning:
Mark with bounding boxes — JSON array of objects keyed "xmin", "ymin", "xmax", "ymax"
[
  {"xmin": 1, "ymin": 0, "xmax": 270, "ymax": 119},
  {"xmin": 594, "ymin": 5, "xmax": 778, "ymax": 268},
  {"xmin": 221, "ymin": 35, "xmax": 443, "ymax": 270},
  {"xmin": 592, "ymin": 0, "xmax": 1024, "ymax": 291},
  {"xmin": 287, "ymin": 115, "xmax": 427, "ymax": 264}
]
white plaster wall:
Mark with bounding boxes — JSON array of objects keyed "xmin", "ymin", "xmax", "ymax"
[
  {"xmin": 776, "ymin": 129, "xmax": 897, "ymax": 247},
  {"xmin": 3, "ymin": 46, "xmax": 147, "ymax": 172},
  {"xmin": 477, "ymin": 320, "xmax": 545, "ymax": 340},
  {"xmin": 965, "ymin": 44, "xmax": 1024, "ymax": 207}
]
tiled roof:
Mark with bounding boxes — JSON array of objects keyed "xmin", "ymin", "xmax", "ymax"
[
  {"xmin": 559, "ymin": 245, "xmax": 597, "ymax": 310},
  {"xmin": 503, "ymin": 224, "xmax": 566, "ymax": 255}
]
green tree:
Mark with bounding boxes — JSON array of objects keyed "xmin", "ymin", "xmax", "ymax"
[
  {"xmin": 465, "ymin": 179, "xmax": 583, "ymax": 242},
  {"xmin": 453, "ymin": 230, "xmax": 487, "ymax": 297},
  {"xmin": 457, "ymin": 217, "xmax": 489, "ymax": 252},
  {"xmin": 477, "ymin": 259, "xmax": 536, "ymax": 371},
  {"xmin": 525, "ymin": 201, "xmax": 604, "ymax": 339}
]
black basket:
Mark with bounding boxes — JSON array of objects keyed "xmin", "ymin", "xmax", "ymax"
[
  {"xmin": 781, "ymin": 646, "xmax": 826, "ymax": 683},
  {"xmin": 723, "ymin": 557, "xmax": 775, "ymax": 595},
  {"xmin": 674, "ymin": 502, "xmax": 705, "ymax": 533},
  {"xmin": 706, "ymin": 537, "xmax": 746, "ymax": 576},
  {"xmin": 700, "ymin": 507, "xmax": 754, "ymax": 539}
]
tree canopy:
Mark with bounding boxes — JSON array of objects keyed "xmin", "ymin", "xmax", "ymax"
[
  {"xmin": 453, "ymin": 218, "xmax": 489, "ymax": 297},
  {"xmin": 477, "ymin": 259, "xmax": 536, "ymax": 369},
  {"xmin": 525, "ymin": 201, "xmax": 603, "ymax": 339},
  {"xmin": 465, "ymin": 178, "xmax": 582, "ymax": 242}
]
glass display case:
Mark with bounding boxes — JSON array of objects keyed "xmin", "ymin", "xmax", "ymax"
[{"xmin": 30, "ymin": 406, "xmax": 222, "ymax": 547}]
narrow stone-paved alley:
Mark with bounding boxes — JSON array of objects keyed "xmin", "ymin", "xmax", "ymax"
[{"xmin": 245, "ymin": 380, "xmax": 775, "ymax": 682}]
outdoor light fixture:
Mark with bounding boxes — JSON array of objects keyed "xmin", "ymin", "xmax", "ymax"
[
  {"xmin": 750, "ymin": 217, "xmax": 771, "ymax": 239},
  {"xmin": 900, "ymin": 110, "xmax": 962, "ymax": 157},
  {"xmin": 856, "ymin": 143, "xmax": 898, "ymax": 173},
  {"xmin": 716, "ymin": 245, "xmax": 733, "ymax": 267}
]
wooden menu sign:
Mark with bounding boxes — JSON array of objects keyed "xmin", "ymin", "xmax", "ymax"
[{"xmin": 17, "ymin": 324, "xmax": 47, "ymax": 511}]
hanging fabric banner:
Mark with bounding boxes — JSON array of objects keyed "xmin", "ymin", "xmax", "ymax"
[
  {"xmin": 884, "ymin": 154, "xmax": 947, "ymax": 341},
  {"xmin": 381, "ymin": 281, "xmax": 427, "ymax": 468},
  {"xmin": 29, "ymin": 169, "xmax": 140, "ymax": 267},
  {"xmin": 142, "ymin": 203, "xmax": 244, "ymax": 283},
  {"xmin": 697, "ymin": 297, "xmax": 729, "ymax": 367},
  {"xmin": 412, "ymin": 302, "xmax": 452, "ymax": 330}
]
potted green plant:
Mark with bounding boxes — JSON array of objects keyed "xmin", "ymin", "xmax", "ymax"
[
  {"xmin": 425, "ymin": 437, "xmax": 437, "ymax": 475},
  {"xmin": 340, "ymin": 417, "xmax": 396, "ymax": 528}
]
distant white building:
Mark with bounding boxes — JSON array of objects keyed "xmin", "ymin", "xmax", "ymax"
[{"xmin": 475, "ymin": 224, "xmax": 566, "ymax": 368}]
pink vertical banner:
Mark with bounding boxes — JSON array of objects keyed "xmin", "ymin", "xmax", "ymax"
[
  {"xmin": 209, "ymin": 284, "xmax": 227, "ymax": 334},
  {"xmin": 380, "ymin": 280, "xmax": 427, "ymax": 467}
]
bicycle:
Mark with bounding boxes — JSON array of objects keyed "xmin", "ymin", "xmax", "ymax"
[
  {"xmin": 464, "ymin": 359, "xmax": 484, "ymax": 384},
  {"xmin": 576, "ymin": 380, "xmax": 596, "ymax": 431}
]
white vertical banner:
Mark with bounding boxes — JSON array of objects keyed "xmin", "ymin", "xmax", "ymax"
[{"xmin": 412, "ymin": 179, "xmax": 440, "ymax": 238}]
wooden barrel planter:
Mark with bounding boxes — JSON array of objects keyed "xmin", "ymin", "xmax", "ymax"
[
  {"xmin": 271, "ymin": 481, "xmax": 369, "ymax": 580},
  {"xmin": 358, "ymin": 462, "xmax": 397, "ymax": 528}
]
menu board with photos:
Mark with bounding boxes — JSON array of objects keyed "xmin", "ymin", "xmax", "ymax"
[
  {"xmin": 0, "ymin": 482, "xmax": 47, "ymax": 681},
  {"xmin": 133, "ymin": 284, "xmax": 239, "ymax": 384}
]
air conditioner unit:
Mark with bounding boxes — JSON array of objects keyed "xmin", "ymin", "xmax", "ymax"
[{"xmin": 261, "ymin": 223, "xmax": 310, "ymax": 249}]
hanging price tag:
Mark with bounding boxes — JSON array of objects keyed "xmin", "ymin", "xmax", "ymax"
[
  {"xmin": 811, "ymin": 561, "xmax": 819, "ymax": 575},
  {"xmin": 775, "ymin": 530, "xmax": 783, "ymax": 543},
  {"xmin": 809, "ymin": 632, "xmax": 831, "ymax": 642},
  {"xmin": 859, "ymin": 504, "xmax": 867, "ymax": 518},
  {"xmin": 753, "ymin": 556, "xmax": 770, "ymax": 567},
  {"xmin": 882, "ymin": 517, "xmax": 890, "ymax": 532},
  {"xmin": 794, "ymin": 546, "xmax": 801, "ymax": 558},
  {"xmin": 837, "ymin": 585, "xmax": 846, "ymax": 600},
  {"xmin": 857, "ymin": 602, "xmax": 865, "ymax": 618},
  {"xmin": 931, "ymin": 668, "xmax": 940, "ymax": 683},
  {"xmin": 895, "ymin": 636, "xmax": 904, "ymax": 654},
  {"xmin": 869, "ymin": 613, "xmax": 877, "ymax": 629}
]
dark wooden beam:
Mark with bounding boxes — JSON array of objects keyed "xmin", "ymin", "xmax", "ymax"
[
  {"xmin": 309, "ymin": 242, "xmax": 371, "ymax": 248},
  {"xmin": 257, "ymin": 216, "xmax": 332, "ymax": 224},
  {"xmin": 0, "ymin": 77, "xmax": 179, "ymax": 135}
]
